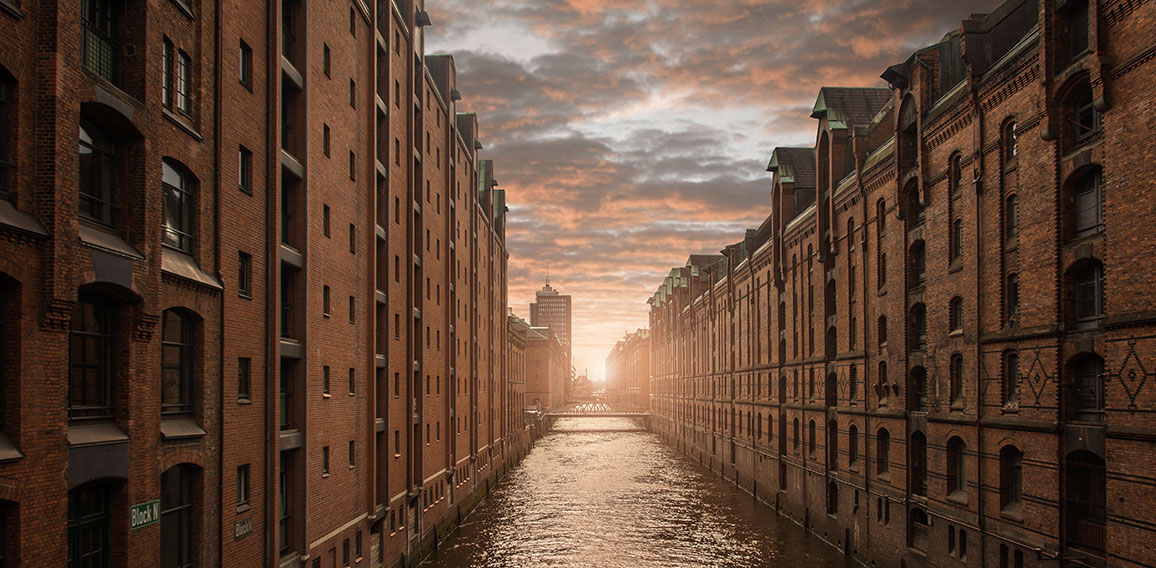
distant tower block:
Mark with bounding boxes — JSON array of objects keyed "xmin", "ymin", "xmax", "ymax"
[{"xmin": 530, "ymin": 282, "xmax": 572, "ymax": 364}]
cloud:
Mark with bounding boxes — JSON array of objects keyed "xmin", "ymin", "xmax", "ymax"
[{"xmin": 427, "ymin": 0, "xmax": 998, "ymax": 379}]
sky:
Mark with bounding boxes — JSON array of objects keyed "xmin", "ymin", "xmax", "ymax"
[{"xmin": 425, "ymin": 0, "xmax": 996, "ymax": 381}]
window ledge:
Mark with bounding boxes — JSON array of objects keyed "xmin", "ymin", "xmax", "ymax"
[
  {"xmin": 236, "ymin": 503, "xmax": 251, "ymax": 514},
  {"xmin": 947, "ymin": 490, "xmax": 967, "ymax": 505},
  {"xmin": 323, "ymin": 393, "xmax": 332, "ymax": 399},
  {"xmin": 949, "ymin": 329, "xmax": 963, "ymax": 337},
  {"xmin": 163, "ymin": 109, "xmax": 203, "ymax": 141},
  {"xmin": 1000, "ymin": 504, "xmax": 1024, "ymax": 522},
  {"xmin": 79, "ymin": 222, "xmax": 144, "ymax": 260},
  {"xmin": 322, "ymin": 473, "xmax": 330, "ymax": 478},
  {"xmin": 68, "ymin": 422, "xmax": 130, "ymax": 447},
  {"xmin": 0, "ymin": 0, "xmax": 24, "ymax": 19},
  {"xmin": 238, "ymin": 397, "xmax": 253, "ymax": 405},
  {"xmin": 162, "ymin": 248, "xmax": 223, "ymax": 290},
  {"xmin": 161, "ymin": 417, "xmax": 207, "ymax": 440},
  {"xmin": 169, "ymin": 0, "xmax": 195, "ymax": 19},
  {"xmin": 0, "ymin": 432, "xmax": 24, "ymax": 463},
  {"xmin": 0, "ymin": 199, "xmax": 48, "ymax": 238}
]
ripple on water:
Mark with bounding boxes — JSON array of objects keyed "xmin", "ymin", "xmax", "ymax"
[{"xmin": 421, "ymin": 418, "xmax": 854, "ymax": 568}]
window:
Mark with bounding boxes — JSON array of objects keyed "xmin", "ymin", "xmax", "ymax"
[
  {"xmin": 947, "ymin": 436, "xmax": 966, "ymax": 496},
  {"xmin": 1003, "ymin": 121, "xmax": 1018, "ymax": 166},
  {"xmin": 1073, "ymin": 261, "xmax": 1104, "ymax": 326},
  {"xmin": 878, "ymin": 253, "xmax": 887, "ymax": 289},
  {"xmin": 876, "ymin": 198, "xmax": 886, "ymax": 235},
  {"xmin": 910, "ymin": 367, "xmax": 928, "ymax": 412},
  {"xmin": 237, "ymin": 464, "xmax": 250, "ymax": 506},
  {"xmin": 949, "ymin": 154, "xmax": 963, "ymax": 195},
  {"xmin": 323, "ymin": 44, "xmax": 331, "ymax": 77},
  {"xmin": 322, "ymin": 204, "xmax": 331, "ymax": 237},
  {"xmin": 322, "ymin": 285, "xmax": 330, "ymax": 316},
  {"xmin": 906, "ymin": 184, "xmax": 924, "ymax": 226},
  {"xmin": 349, "ymin": 151, "xmax": 357, "ymax": 180},
  {"xmin": 949, "ymin": 296, "xmax": 963, "ymax": 332},
  {"xmin": 910, "ymin": 431, "xmax": 927, "ymax": 496},
  {"xmin": 342, "ymin": 538, "xmax": 350, "ymax": 566},
  {"xmin": 0, "ymin": 72, "xmax": 12, "ymax": 201},
  {"xmin": 68, "ymin": 484, "xmax": 111, "ymax": 568},
  {"xmin": 999, "ymin": 445, "xmax": 1023, "ymax": 513},
  {"xmin": 1062, "ymin": 0, "xmax": 1090, "ymax": 62},
  {"xmin": 238, "ymin": 252, "xmax": 252, "ymax": 297},
  {"xmin": 876, "ymin": 428, "xmax": 890, "ymax": 477},
  {"xmin": 909, "ymin": 240, "xmax": 925, "ymax": 288},
  {"xmin": 239, "ymin": 40, "xmax": 253, "ymax": 89},
  {"xmin": 350, "ymin": 79, "xmax": 356, "ymax": 108},
  {"xmin": 349, "ymin": 7, "xmax": 356, "ymax": 35},
  {"xmin": 322, "ymin": 366, "xmax": 330, "ymax": 395},
  {"xmin": 323, "ymin": 124, "xmax": 330, "ymax": 156},
  {"xmin": 1005, "ymin": 194, "xmax": 1019, "ymax": 239},
  {"xmin": 355, "ymin": 530, "xmax": 363, "ymax": 559},
  {"xmin": 1006, "ymin": 273, "xmax": 1020, "ymax": 325},
  {"xmin": 1064, "ymin": 450, "xmax": 1106, "ymax": 552},
  {"xmin": 160, "ymin": 465, "xmax": 197, "ymax": 568},
  {"xmin": 162, "ymin": 161, "xmax": 195, "ymax": 252},
  {"xmin": 161, "ymin": 310, "xmax": 195, "ymax": 416},
  {"xmin": 175, "ymin": 50, "xmax": 191, "ymax": 114},
  {"xmin": 162, "ymin": 38, "xmax": 173, "ymax": 108},
  {"xmin": 808, "ymin": 420, "xmax": 816, "ymax": 456},
  {"xmin": 909, "ymin": 303, "xmax": 927, "ymax": 351},
  {"xmin": 878, "ymin": 316, "xmax": 887, "ymax": 347},
  {"xmin": 82, "ymin": 0, "xmax": 122, "ymax": 83},
  {"xmin": 1070, "ymin": 83, "xmax": 1101, "ymax": 145},
  {"xmin": 238, "ymin": 357, "xmax": 251, "ymax": 400},
  {"xmin": 909, "ymin": 508, "xmax": 929, "ymax": 551},
  {"xmin": 394, "ymin": 80, "xmax": 400, "ymax": 107},
  {"xmin": 1003, "ymin": 351, "xmax": 1020, "ymax": 406},
  {"xmin": 69, "ymin": 297, "xmax": 115, "ymax": 420},
  {"xmin": 951, "ymin": 219, "xmax": 963, "ymax": 261},
  {"xmin": 1069, "ymin": 354, "xmax": 1105, "ymax": 422},
  {"xmin": 1073, "ymin": 169, "xmax": 1102, "ymax": 237},
  {"xmin": 348, "ymin": 440, "xmax": 355, "ymax": 468},
  {"xmin": 322, "ymin": 446, "xmax": 330, "ymax": 475},
  {"xmin": 349, "ymin": 223, "xmax": 356, "ymax": 253},
  {"xmin": 238, "ymin": 145, "xmax": 252, "ymax": 193},
  {"xmin": 79, "ymin": 119, "xmax": 119, "ymax": 226},
  {"xmin": 349, "ymin": 296, "xmax": 355, "ymax": 323},
  {"xmin": 848, "ymin": 424, "xmax": 859, "ymax": 466},
  {"xmin": 950, "ymin": 354, "xmax": 964, "ymax": 405},
  {"xmin": 348, "ymin": 368, "xmax": 355, "ymax": 395}
]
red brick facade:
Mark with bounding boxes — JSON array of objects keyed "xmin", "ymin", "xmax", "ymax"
[
  {"xmin": 605, "ymin": 329, "xmax": 650, "ymax": 410},
  {"xmin": 649, "ymin": 1, "xmax": 1156, "ymax": 567},
  {"xmin": 0, "ymin": 1, "xmax": 525, "ymax": 567}
]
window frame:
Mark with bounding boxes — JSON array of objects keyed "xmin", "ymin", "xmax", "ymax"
[
  {"xmin": 162, "ymin": 160, "xmax": 196, "ymax": 253},
  {"xmin": 160, "ymin": 465, "xmax": 197, "ymax": 568},
  {"xmin": 161, "ymin": 309, "xmax": 195, "ymax": 416},
  {"xmin": 69, "ymin": 296, "xmax": 116, "ymax": 421},
  {"xmin": 79, "ymin": 119, "xmax": 119, "ymax": 227}
]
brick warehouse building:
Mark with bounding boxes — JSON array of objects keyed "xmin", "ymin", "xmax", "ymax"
[
  {"xmin": 0, "ymin": 0, "xmax": 529, "ymax": 567},
  {"xmin": 648, "ymin": 0, "xmax": 1156, "ymax": 567},
  {"xmin": 605, "ymin": 329, "xmax": 651, "ymax": 410}
]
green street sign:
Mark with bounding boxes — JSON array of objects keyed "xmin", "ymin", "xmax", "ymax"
[{"xmin": 129, "ymin": 500, "xmax": 160, "ymax": 531}]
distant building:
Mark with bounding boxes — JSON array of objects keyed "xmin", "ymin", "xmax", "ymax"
[
  {"xmin": 605, "ymin": 330, "xmax": 651, "ymax": 410},
  {"xmin": 525, "ymin": 327, "xmax": 569, "ymax": 410},
  {"xmin": 529, "ymin": 283, "xmax": 572, "ymax": 363}
]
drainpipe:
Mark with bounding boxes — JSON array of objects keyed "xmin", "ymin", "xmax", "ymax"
[
  {"xmin": 213, "ymin": 0, "xmax": 224, "ymax": 564},
  {"xmin": 969, "ymin": 72, "xmax": 988, "ymax": 568}
]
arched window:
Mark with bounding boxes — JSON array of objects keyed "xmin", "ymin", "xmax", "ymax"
[
  {"xmin": 909, "ymin": 240, "xmax": 926, "ymax": 288},
  {"xmin": 827, "ymin": 419, "xmax": 838, "ymax": 471},
  {"xmin": 877, "ymin": 315, "xmax": 888, "ymax": 348},
  {"xmin": 1071, "ymin": 260, "xmax": 1104, "ymax": 329},
  {"xmin": 1067, "ymin": 353, "xmax": 1105, "ymax": 422},
  {"xmin": 909, "ymin": 507, "xmax": 929, "ymax": 551},
  {"xmin": 161, "ymin": 310, "xmax": 196, "ymax": 416},
  {"xmin": 793, "ymin": 417, "xmax": 800, "ymax": 451},
  {"xmin": 847, "ymin": 218, "xmax": 856, "ymax": 250},
  {"xmin": 162, "ymin": 161, "xmax": 196, "ymax": 252},
  {"xmin": 825, "ymin": 372, "xmax": 837, "ymax": 408},
  {"xmin": 949, "ymin": 296, "xmax": 963, "ymax": 331},
  {"xmin": 877, "ymin": 361, "xmax": 889, "ymax": 405},
  {"xmin": 1064, "ymin": 451, "xmax": 1105, "ymax": 552},
  {"xmin": 1005, "ymin": 273, "xmax": 1020, "ymax": 325},
  {"xmin": 906, "ymin": 182, "xmax": 925, "ymax": 226},
  {"xmin": 878, "ymin": 252, "xmax": 887, "ymax": 289},
  {"xmin": 1071, "ymin": 168, "xmax": 1103, "ymax": 238},
  {"xmin": 876, "ymin": 428, "xmax": 891, "ymax": 477},
  {"xmin": 69, "ymin": 295, "xmax": 118, "ymax": 421},
  {"xmin": 899, "ymin": 98, "xmax": 919, "ymax": 173},
  {"xmin": 949, "ymin": 153, "xmax": 963, "ymax": 195},
  {"xmin": 876, "ymin": 198, "xmax": 887, "ymax": 235},
  {"xmin": 947, "ymin": 436, "xmax": 966, "ymax": 496},
  {"xmin": 0, "ymin": 67, "xmax": 13, "ymax": 201},
  {"xmin": 910, "ymin": 431, "xmax": 927, "ymax": 496},
  {"xmin": 909, "ymin": 303, "xmax": 927, "ymax": 351},
  {"xmin": 1005, "ymin": 194, "xmax": 1019, "ymax": 239},
  {"xmin": 1002, "ymin": 350, "xmax": 1020, "ymax": 406},
  {"xmin": 808, "ymin": 419, "xmax": 816, "ymax": 456},
  {"xmin": 848, "ymin": 424, "xmax": 859, "ymax": 467},
  {"xmin": 1003, "ymin": 121, "xmax": 1018, "ymax": 167},
  {"xmin": 950, "ymin": 354, "xmax": 964, "ymax": 405},
  {"xmin": 910, "ymin": 366, "xmax": 928, "ymax": 412},
  {"xmin": 79, "ymin": 119, "xmax": 119, "ymax": 227},
  {"xmin": 951, "ymin": 219, "xmax": 963, "ymax": 261},
  {"xmin": 161, "ymin": 464, "xmax": 200, "ymax": 568},
  {"xmin": 999, "ymin": 445, "xmax": 1024, "ymax": 513},
  {"xmin": 1067, "ymin": 80, "xmax": 1101, "ymax": 146}
]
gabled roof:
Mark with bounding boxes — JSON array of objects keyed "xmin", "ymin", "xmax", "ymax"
[
  {"xmin": 810, "ymin": 87, "xmax": 893, "ymax": 130},
  {"xmin": 767, "ymin": 147, "xmax": 816, "ymax": 189}
]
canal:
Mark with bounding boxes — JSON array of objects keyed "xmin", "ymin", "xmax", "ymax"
[{"xmin": 422, "ymin": 417, "xmax": 855, "ymax": 568}]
